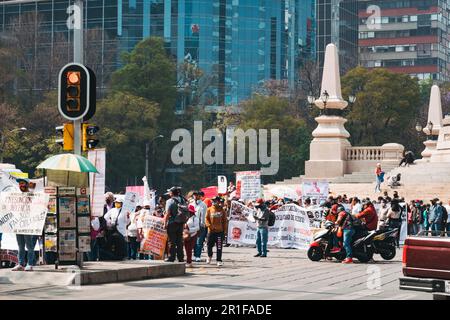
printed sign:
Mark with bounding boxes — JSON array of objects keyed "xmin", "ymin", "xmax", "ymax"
[
  {"xmin": 0, "ymin": 192, "xmax": 50, "ymax": 235},
  {"xmin": 302, "ymin": 181, "xmax": 329, "ymax": 204},
  {"xmin": 218, "ymin": 176, "xmax": 227, "ymax": 194}
]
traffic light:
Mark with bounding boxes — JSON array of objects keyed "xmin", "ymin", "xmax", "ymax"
[
  {"xmin": 82, "ymin": 123, "xmax": 99, "ymax": 151},
  {"xmin": 55, "ymin": 123, "xmax": 74, "ymax": 151},
  {"xmin": 58, "ymin": 63, "xmax": 96, "ymax": 121}
]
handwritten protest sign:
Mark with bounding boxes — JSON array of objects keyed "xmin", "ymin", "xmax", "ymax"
[
  {"xmin": 140, "ymin": 215, "xmax": 168, "ymax": 258},
  {"xmin": 235, "ymin": 171, "xmax": 261, "ymax": 201},
  {"xmin": 0, "ymin": 192, "xmax": 50, "ymax": 235}
]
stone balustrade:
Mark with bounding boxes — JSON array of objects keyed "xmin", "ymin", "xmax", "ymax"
[{"xmin": 345, "ymin": 143, "xmax": 404, "ymax": 161}]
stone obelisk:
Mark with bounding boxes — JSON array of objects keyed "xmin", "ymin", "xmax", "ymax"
[
  {"xmin": 305, "ymin": 43, "xmax": 351, "ymax": 178},
  {"xmin": 420, "ymin": 85, "xmax": 443, "ymax": 162}
]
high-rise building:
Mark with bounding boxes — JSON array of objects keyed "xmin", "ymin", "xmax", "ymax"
[
  {"xmin": 0, "ymin": 0, "xmax": 316, "ymax": 108},
  {"xmin": 358, "ymin": 0, "xmax": 450, "ymax": 82},
  {"xmin": 316, "ymin": 0, "xmax": 359, "ymax": 75}
]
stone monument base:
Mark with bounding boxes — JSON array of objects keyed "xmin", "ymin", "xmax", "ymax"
[{"xmin": 305, "ymin": 160, "xmax": 346, "ymax": 178}]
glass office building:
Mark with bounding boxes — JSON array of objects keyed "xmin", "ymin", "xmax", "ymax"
[
  {"xmin": 0, "ymin": 0, "xmax": 316, "ymax": 108},
  {"xmin": 316, "ymin": 0, "xmax": 359, "ymax": 75}
]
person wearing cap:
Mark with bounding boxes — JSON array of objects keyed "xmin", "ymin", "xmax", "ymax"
[
  {"xmin": 11, "ymin": 179, "xmax": 39, "ymax": 271},
  {"xmin": 104, "ymin": 192, "xmax": 115, "ymax": 214},
  {"xmin": 205, "ymin": 196, "xmax": 227, "ymax": 266},
  {"xmin": 164, "ymin": 187, "xmax": 186, "ymax": 262},
  {"xmin": 184, "ymin": 204, "xmax": 200, "ymax": 268},
  {"xmin": 429, "ymin": 198, "xmax": 444, "ymax": 236},
  {"xmin": 193, "ymin": 191, "xmax": 208, "ymax": 262},
  {"xmin": 102, "ymin": 198, "xmax": 129, "ymax": 260},
  {"xmin": 253, "ymin": 199, "xmax": 270, "ymax": 258}
]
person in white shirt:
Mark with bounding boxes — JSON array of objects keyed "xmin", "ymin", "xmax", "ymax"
[
  {"xmin": 104, "ymin": 199, "xmax": 129, "ymax": 238},
  {"xmin": 184, "ymin": 204, "xmax": 200, "ymax": 267},
  {"xmin": 351, "ymin": 197, "xmax": 362, "ymax": 215},
  {"xmin": 193, "ymin": 191, "xmax": 208, "ymax": 262},
  {"xmin": 127, "ymin": 205, "xmax": 142, "ymax": 260}
]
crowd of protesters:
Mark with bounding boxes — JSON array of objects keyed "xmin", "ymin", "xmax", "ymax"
[{"xmin": 5, "ymin": 177, "xmax": 450, "ymax": 270}]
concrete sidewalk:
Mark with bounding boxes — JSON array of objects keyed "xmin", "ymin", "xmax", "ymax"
[{"xmin": 0, "ymin": 260, "xmax": 185, "ymax": 286}]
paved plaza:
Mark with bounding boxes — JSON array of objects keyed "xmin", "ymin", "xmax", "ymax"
[{"xmin": 0, "ymin": 246, "xmax": 430, "ymax": 300}]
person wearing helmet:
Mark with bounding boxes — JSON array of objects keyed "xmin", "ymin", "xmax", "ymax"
[{"xmin": 332, "ymin": 205, "xmax": 355, "ymax": 264}]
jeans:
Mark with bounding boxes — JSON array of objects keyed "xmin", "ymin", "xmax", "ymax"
[
  {"xmin": 447, "ymin": 223, "xmax": 450, "ymax": 236},
  {"xmin": 256, "ymin": 227, "xmax": 269, "ymax": 256},
  {"xmin": 375, "ymin": 177, "xmax": 381, "ymax": 193},
  {"xmin": 207, "ymin": 232, "xmax": 224, "ymax": 262},
  {"xmin": 16, "ymin": 235, "xmax": 38, "ymax": 267},
  {"xmin": 431, "ymin": 222, "xmax": 442, "ymax": 236},
  {"xmin": 89, "ymin": 238, "xmax": 99, "ymax": 261},
  {"xmin": 127, "ymin": 236, "xmax": 140, "ymax": 260},
  {"xmin": 343, "ymin": 229, "xmax": 355, "ymax": 259},
  {"xmin": 167, "ymin": 222, "xmax": 184, "ymax": 261},
  {"xmin": 184, "ymin": 234, "xmax": 198, "ymax": 264},
  {"xmin": 194, "ymin": 226, "xmax": 208, "ymax": 258}
]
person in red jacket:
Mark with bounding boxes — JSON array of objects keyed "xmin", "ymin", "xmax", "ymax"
[{"xmin": 354, "ymin": 201, "xmax": 378, "ymax": 231}]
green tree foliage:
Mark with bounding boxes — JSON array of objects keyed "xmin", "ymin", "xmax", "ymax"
[
  {"xmin": 222, "ymin": 95, "xmax": 311, "ymax": 184},
  {"xmin": 341, "ymin": 67, "xmax": 422, "ymax": 149},
  {"xmin": 93, "ymin": 92, "xmax": 160, "ymax": 191}
]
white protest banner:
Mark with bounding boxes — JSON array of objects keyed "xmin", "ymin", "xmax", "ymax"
[
  {"xmin": 88, "ymin": 148, "xmax": 106, "ymax": 217},
  {"xmin": 0, "ymin": 192, "xmax": 50, "ymax": 235},
  {"xmin": 0, "ymin": 170, "xmax": 20, "ymax": 192},
  {"xmin": 236, "ymin": 171, "xmax": 261, "ymax": 201},
  {"xmin": 400, "ymin": 203, "xmax": 408, "ymax": 245},
  {"xmin": 218, "ymin": 176, "xmax": 227, "ymax": 194},
  {"xmin": 122, "ymin": 192, "xmax": 139, "ymax": 216},
  {"xmin": 302, "ymin": 180, "xmax": 329, "ymax": 204},
  {"xmin": 227, "ymin": 201, "xmax": 314, "ymax": 249}
]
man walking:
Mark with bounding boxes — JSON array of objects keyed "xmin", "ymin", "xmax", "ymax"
[
  {"xmin": 193, "ymin": 191, "xmax": 208, "ymax": 262},
  {"xmin": 164, "ymin": 187, "xmax": 185, "ymax": 262},
  {"xmin": 205, "ymin": 196, "xmax": 227, "ymax": 266},
  {"xmin": 253, "ymin": 199, "xmax": 270, "ymax": 258}
]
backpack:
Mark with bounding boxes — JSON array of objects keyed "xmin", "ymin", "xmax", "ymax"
[
  {"xmin": 268, "ymin": 210, "xmax": 276, "ymax": 227},
  {"xmin": 173, "ymin": 197, "xmax": 190, "ymax": 224}
]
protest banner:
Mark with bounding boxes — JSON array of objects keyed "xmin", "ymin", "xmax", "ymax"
[
  {"xmin": 126, "ymin": 186, "xmax": 145, "ymax": 198},
  {"xmin": 0, "ymin": 192, "xmax": 50, "ymax": 235},
  {"xmin": 140, "ymin": 215, "xmax": 168, "ymax": 258},
  {"xmin": 88, "ymin": 148, "xmax": 106, "ymax": 217},
  {"xmin": 302, "ymin": 180, "xmax": 329, "ymax": 204},
  {"xmin": 227, "ymin": 201, "xmax": 314, "ymax": 249},
  {"xmin": 218, "ymin": 176, "xmax": 227, "ymax": 194},
  {"xmin": 235, "ymin": 171, "xmax": 261, "ymax": 201}
]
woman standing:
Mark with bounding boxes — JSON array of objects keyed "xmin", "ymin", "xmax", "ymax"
[{"xmin": 184, "ymin": 204, "xmax": 200, "ymax": 268}]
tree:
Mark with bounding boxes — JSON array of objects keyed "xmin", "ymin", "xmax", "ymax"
[
  {"xmin": 341, "ymin": 67, "xmax": 422, "ymax": 150},
  {"xmin": 93, "ymin": 92, "xmax": 160, "ymax": 192},
  {"xmin": 221, "ymin": 95, "xmax": 311, "ymax": 184},
  {"xmin": 108, "ymin": 37, "xmax": 177, "ymax": 190}
]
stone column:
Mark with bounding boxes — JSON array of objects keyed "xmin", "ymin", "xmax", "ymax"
[
  {"xmin": 420, "ymin": 85, "xmax": 443, "ymax": 162},
  {"xmin": 305, "ymin": 43, "xmax": 351, "ymax": 178}
]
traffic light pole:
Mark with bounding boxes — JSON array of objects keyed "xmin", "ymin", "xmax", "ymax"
[{"xmin": 73, "ymin": 0, "xmax": 84, "ymax": 156}]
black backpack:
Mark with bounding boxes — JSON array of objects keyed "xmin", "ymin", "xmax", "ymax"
[
  {"xmin": 173, "ymin": 197, "xmax": 190, "ymax": 224},
  {"xmin": 268, "ymin": 210, "xmax": 276, "ymax": 227}
]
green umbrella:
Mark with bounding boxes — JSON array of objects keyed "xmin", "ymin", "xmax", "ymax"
[{"xmin": 37, "ymin": 153, "xmax": 99, "ymax": 173}]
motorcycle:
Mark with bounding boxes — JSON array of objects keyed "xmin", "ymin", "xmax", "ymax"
[
  {"xmin": 307, "ymin": 221, "xmax": 374, "ymax": 263},
  {"xmin": 371, "ymin": 227, "xmax": 398, "ymax": 260}
]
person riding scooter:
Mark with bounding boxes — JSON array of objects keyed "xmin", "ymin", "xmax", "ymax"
[{"xmin": 330, "ymin": 205, "xmax": 355, "ymax": 264}]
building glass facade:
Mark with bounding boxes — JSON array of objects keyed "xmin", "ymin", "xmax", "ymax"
[
  {"xmin": 316, "ymin": 0, "xmax": 359, "ymax": 75},
  {"xmin": 358, "ymin": 0, "xmax": 450, "ymax": 82},
  {"xmin": 0, "ymin": 0, "xmax": 315, "ymax": 108}
]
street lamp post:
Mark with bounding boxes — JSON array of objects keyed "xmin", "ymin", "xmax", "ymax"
[
  {"xmin": 0, "ymin": 127, "xmax": 27, "ymax": 163},
  {"xmin": 145, "ymin": 135, "xmax": 164, "ymax": 188},
  {"xmin": 321, "ymin": 90, "xmax": 329, "ymax": 115},
  {"xmin": 427, "ymin": 121, "xmax": 434, "ymax": 140}
]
